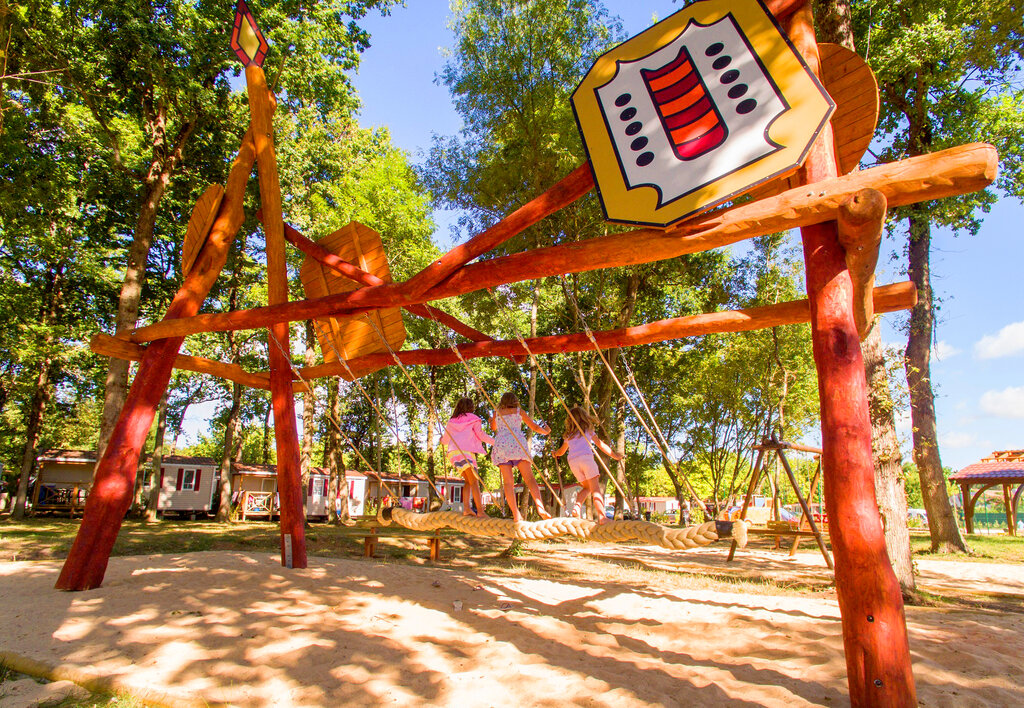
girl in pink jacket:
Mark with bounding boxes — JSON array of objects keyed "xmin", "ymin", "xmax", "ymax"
[{"xmin": 440, "ymin": 397, "xmax": 492, "ymax": 518}]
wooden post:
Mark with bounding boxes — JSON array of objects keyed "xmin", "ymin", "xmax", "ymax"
[
  {"xmin": 790, "ymin": 457, "xmax": 822, "ymax": 555},
  {"xmin": 777, "ymin": 447, "xmax": 833, "ymax": 570},
  {"xmin": 788, "ymin": 4, "xmax": 916, "ymax": 704},
  {"xmin": 245, "ymin": 63, "xmax": 307, "ymax": 570},
  {"xmin": 55, "ymin": 128, "xmax": 260, "ymax": 591},
  {"xmin": 1002, "ymin": 483, "xmax": 1015, "ymax": 537},
  {"xmin": 727, "ymin": 448, "xmax": 766, "ymax": 562},
  {"xmin": 960, "ymin": 482, "xmax": 973, "ymax": 534}
]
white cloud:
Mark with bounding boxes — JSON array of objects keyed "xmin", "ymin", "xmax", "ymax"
[
  {"xmin": 932, "ymin": 340, "xmax": 960, "ymax": 361},
  {"xmin": 979, "ymin": 386, "xmax": 1024, "ymax": 419},
  {"xmin": 940, "ymin": 431, "xmax": 977, "ymax": 449},
  {"xmin": 974, "ymin": 321, "xmax": 1024, "ymax": 359}
]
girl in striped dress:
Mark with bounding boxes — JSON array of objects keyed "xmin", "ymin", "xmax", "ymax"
[
  {"xmin": 490, "ymin": 392, "xmax": 551, "ymax": 521},
  {"xmin": 552, "ymin": 407, "xmax": 622, "ymax": 522}
]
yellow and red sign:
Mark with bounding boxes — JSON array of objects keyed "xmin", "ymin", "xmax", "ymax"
[{"xmin": 572, "ymin": 0, "xmax": 834, "ymax": 227}]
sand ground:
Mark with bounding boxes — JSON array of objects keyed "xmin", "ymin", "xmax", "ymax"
[{"xmin": 1, "ymin": 544, "xmax": 1022, "ymax": 707}]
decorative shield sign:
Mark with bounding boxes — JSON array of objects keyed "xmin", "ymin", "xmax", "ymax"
[{"xmin": 572, "ymin": 0, "xmax": 834, "ymax": 227}]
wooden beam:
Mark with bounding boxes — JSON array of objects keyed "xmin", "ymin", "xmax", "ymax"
[
  {"xmin": 401, "ymin": 162, "xmax": 595, "ymax": 297},
  {"xmin": 789, "ymin": 5, "xmax": 916, "ymax": 704},
  {"xmin": 289, "ymin": 282, "xmax": 916, "ymax": 379},
  {"xmin": 55, "ymin": 126, "xmax": 260, "ymax": 591},
  {"xmin": 124, "ymin": 143, "xmax": 994, "ymax": 344},
  {"xmin": 246, "ymin": 62, "xmax": 306, "ymax": 571},
  {"xmin": 838, "ymin": 188, "xmax": 886, "ymax": 339},
  {"xmin": 281, "ymin": 220, "xmax": 493, "ymax": 342},
  {"xmin": 90, "ymin": 333, "xmax": 272, "ymax": 390}
]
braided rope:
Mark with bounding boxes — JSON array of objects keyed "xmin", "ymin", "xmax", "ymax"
[{"xmin": 377, "ymin": 507, "xmax": 749, "ymax": 551}]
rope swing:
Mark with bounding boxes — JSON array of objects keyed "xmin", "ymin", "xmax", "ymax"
[{"xmin": 378, "ymin": 506, "xmax": 750, "ymax": 551}]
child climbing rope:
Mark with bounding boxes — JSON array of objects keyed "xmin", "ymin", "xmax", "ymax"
[
  {"xmin": 552, "ymin": 407, "xmax": 622, "ymax": 523},
  {"xmin": 440, "ymin": 397, "xmax": 492, "ymax": 518},
  {"xmin": 490, "ymin": 391, "xmax": 552, "ymax": 521}
]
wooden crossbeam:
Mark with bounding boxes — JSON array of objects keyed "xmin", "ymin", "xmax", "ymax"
[
  {"xmin": 123, "ymin": 143, "xmax": 994, "ymax": 345},
  {"xmin": 401, "ymin": 163, "xmax": 595, "ymax": 297},
  {"xmin": 281, "ymin": 282, "xmax": 916, "ymax": 380},
  {"xmin": 90, "ymin": 333, "xmax": 272, "ymax": 390}
]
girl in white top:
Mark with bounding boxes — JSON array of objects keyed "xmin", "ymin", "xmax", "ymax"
[
  {"xmin": 490, "ymin": 391, "xmax": 551, "ymax": 522},
  {"xmin": 552, "ymin": 406, "xmax": 622, "ymax": 522}
]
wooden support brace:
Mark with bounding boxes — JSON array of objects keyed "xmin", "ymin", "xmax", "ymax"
[
  {"xmin": 837, "ymin": 188, "xmax": 886, "ymax": 339},
  {"xmin": 124, "ymin": 142, "xmax": 995, "ymax": 345},
  {"xmin": 56, "ymin": 123, "xmax": 261, "ymax": 591},
  {"xmin": 402, "ymin": 163, "xmax": 595, "ymax": 297},
  {"xmin": 90, "ymin": 333, "xmax": 273, "ymax": 390}
]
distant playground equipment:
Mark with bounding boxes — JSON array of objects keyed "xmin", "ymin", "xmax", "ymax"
[
  {"xmin": 726, "ymin": 435, "xmax": 833, "ymax": 570},
  {"xmin": 64, "ymin": 1, "xmax": 999, "ymax": 704}
]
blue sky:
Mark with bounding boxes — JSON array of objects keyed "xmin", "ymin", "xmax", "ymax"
[
  {"xmin": 343, "ymin": 0, "xmax": 1023, "ymax": 471},
  {"xmin": 183, "ymin": 1, "xmax": 1022, "ymax": 471}
]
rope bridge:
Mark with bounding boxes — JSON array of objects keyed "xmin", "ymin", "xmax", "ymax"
[{"xmin": 377, "ymin": 507, "xmax": 750, "ymax": 551}]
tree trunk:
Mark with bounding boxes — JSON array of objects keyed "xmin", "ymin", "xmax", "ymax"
[
  {"xmin": 96, "ymin": 171, "xmax": 172, "ymax": 462},
  {"xmin": 863, "ymin": 321, "xmax": 917, "ymax": 595},
  {"xmin": 301, "ymin": 321, "xmax": 317, "ymax": 511},
  {"xmin": 13, "ymin": 359, "xmax": 53, "ymax": 520},
  {"xmin": 144, "ymin": 391, "xmax": 169, "ymax": 522},
  {"xmin": 13, "ymin": 260, "xmax": 64, "ymax": 520},
  {"xmin": 261, "ymin": 395, "xmax": 272, "ymax": 465},
  {"xmin": 328, "ymin": 377, "xmax": 349, "ymax": 523},
  {"xmin": 906, "ymin": 206, "xmax": 970, "ymax": 553},
  {"xmin": 215, "ymin": 382, "xmax": 242, "ymax": 523}
]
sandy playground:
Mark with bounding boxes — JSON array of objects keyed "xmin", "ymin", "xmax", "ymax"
[{"xmin": 1, "ymin": 543, "xmax": 1023, "ymax": 707}]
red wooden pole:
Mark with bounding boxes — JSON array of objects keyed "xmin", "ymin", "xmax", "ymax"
[
  {"xmin": 789, "ymin": 4, "xmax": 916, "ymax": 704},
  {"xmin": 402, "ymin": 163, "xmax": 595, "ymax": 297},
  {"xmin": 246, "ymin": 63, "xmax": 306, "ymax": 570},
  {"xmin": 55, "ymin": 129, "xmax": 260, "ymax": 591}
]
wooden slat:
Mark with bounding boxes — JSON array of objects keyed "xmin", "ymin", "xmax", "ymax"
[
  {"xmin": 181, "ymin": 185, "xmax": 224, "ymax": 275},
  {"xmin": 299, "ymin": 221, "xmax": 407, "ymax": 361},
  {"xmin": 820, "ymin": 43, "xmax": 879, "ymax": 175}
]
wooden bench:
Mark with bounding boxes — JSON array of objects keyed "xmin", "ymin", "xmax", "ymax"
[{"xmin": 362, "ymin": 527, "xmax": 443, "ymax": 562}]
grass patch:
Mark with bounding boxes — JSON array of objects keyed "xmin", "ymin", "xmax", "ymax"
[{"xmin": 910, "ymin": 531, "xmax": 1024, "ymax": 563}]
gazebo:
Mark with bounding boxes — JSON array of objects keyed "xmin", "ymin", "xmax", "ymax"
[{"xmin": 949, "ymin": 450, "xmax": 1024, "ymax": 536}]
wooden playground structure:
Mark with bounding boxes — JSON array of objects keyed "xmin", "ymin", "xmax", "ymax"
[{"xmin": 59, "ymin": 0, "xmax": 1000, "ymax": 704}]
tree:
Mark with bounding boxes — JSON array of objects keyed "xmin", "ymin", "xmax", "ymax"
[
  {"xmin": 11, "ymin": 0, "xmax": 394, "ymax": 466},
  {"xmin": 852, "ymin": 0, "xmax": 1024, "ymax": 552}
]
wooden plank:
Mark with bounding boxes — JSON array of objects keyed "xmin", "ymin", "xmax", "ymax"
[
  {"xmin": 789, "ymin": 7, "xmax": 916, "ymax": 705},
  {"xmin": 298, "ymin": 221, "xmax": 406, "ymax": 361},
  {"xmin": 125, "ymin": 142, "xmax": 996, "ymax": 344},
  {"xmin": 819, "ymin": 43, "xmax": 878, "ymax": 175},
  {"xmin": 182, "ymin": 185, "xmax": 224, "ymax": 275}
]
